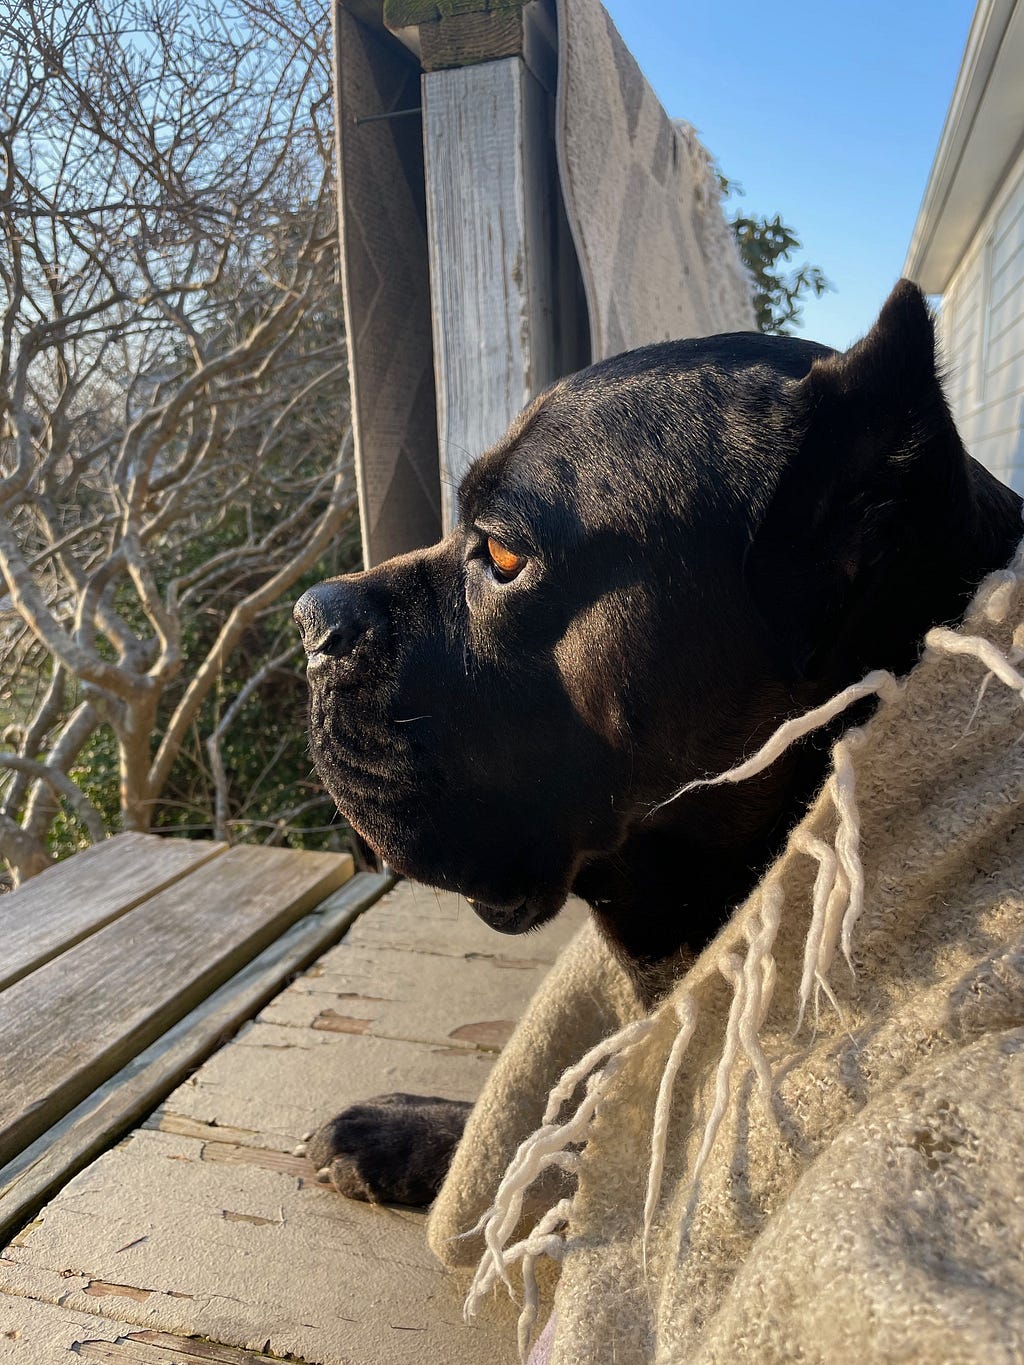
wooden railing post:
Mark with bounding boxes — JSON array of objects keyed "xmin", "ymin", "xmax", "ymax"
[{"xmin": 385, "ymin": 0, "xmax": 585, "ymax": 528}]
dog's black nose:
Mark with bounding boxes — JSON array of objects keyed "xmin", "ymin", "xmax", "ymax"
[{"xmin": 293, "ymin": 580, "xmax": 385, "ymax": 669}]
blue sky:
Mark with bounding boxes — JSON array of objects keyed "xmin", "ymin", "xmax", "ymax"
[{"xmin": 601, "ymin": 0, "xmax": 975, "ymax": 350}]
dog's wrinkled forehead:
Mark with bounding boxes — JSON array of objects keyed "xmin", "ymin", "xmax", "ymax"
[{"xmin": 458, "ymin": 332, "xmax": 832, "ymax": 553}]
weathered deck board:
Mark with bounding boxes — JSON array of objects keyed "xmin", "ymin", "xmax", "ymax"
[
  {"xmin": 260, "ymin": 939, "xmax": 562, "ymax": 1050},
  {"xmin": 0, "ymin": 834, "xmax": 227, "ymax": 994},
  {"xmin": 0, "ymin": 846, "xmax": 353, "ymax": 1169},
  {"xmin": 0, "ymin": 882, "xmax": 585, "ymax": 1363},
  {"xmin": 75, "ymin": 1330, "xmax": 291, "ymax": 1363},
  {"xmin": 0, "ymin": 1297, "xmax": 291, "ymax": 1365},
  {"xmin": 0, "ymin": 1296, "xmax": 159, "ymax": 1364},
  {"xmin": 0, "ymin": 872, "xmax": 389, "ymax": 1245}
]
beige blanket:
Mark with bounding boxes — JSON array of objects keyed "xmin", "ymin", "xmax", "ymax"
[{"xmin": 429, "ymin": 544, "xmax": 1024, "ymax": 1363}]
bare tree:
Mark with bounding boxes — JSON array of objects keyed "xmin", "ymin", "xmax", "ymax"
[{"xmin": 0, "ymin": 0, "xmax": 354, "ymax": 884}]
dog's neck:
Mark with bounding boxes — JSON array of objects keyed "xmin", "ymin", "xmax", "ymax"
[
  {"xmin": 576, "ymin": 748, "xmax": 831, "ymax": 1006},
  {"xmin": 577, "ymin": 456, "xmax": 1023, "ymax": 1009}
]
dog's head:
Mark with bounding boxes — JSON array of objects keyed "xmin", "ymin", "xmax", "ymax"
[{"xmin": 296, "ymin": 282, "xmax": 1019, "ymax": 951}]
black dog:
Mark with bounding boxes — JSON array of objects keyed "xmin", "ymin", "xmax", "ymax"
[{"xmin": 294, "ymin": 280, "xmax": 1022, "ymax": 1206}]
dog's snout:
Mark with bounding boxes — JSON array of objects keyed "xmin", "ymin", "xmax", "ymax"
[{"xmin": 293, "ymin": 581, "xmax": 385, "ymax": 670}]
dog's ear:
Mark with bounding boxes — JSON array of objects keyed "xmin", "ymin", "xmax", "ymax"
[
  {"xmin": 745, "ymin": 279, "xmax": 963, "ymax": 681},
  {"xmin": 798, "ymin": 277, "xmax": 944, "ymax": 427}
]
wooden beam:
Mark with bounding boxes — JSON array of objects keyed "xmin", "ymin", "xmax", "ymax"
[
  {"xmin": 384, "ymin": 0, "xmax": 530, "ymax": 26},
  {"xmin": 340, "ymin": 0, "xmax": 387, "ymax": 24},
  {"xmin": 422, "ymin": 56, "xmax": 563, "ymax": 527},
  {"xmin": 331, "ymin": 2, "xmax": 442, "ymax": 565},
  {"xmin": 418, "ymin": 10, "xmax": 525, "ymax": 69},
  {"xmin": 386, "ymin": 0, "xmax": 555, "ymax": 85}
]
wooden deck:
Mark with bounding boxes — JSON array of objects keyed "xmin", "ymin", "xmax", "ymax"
[{"xmin": 0, "ymin": 837, "xmax": 583, "ymax": 1363}]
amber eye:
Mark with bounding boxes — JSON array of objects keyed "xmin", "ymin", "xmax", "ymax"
[{"xmin": 486, "ymin": 535, "xmax": 527, "ymax": 581}]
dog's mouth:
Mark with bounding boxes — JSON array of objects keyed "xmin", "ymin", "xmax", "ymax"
[{"xmin": 465, "ymin": 894, "xmax": 561, "ymax": 935}]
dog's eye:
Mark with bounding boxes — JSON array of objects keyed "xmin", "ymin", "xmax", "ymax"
[{"xmin": 486, "ymin": 536, "xmax": 527, "ymax": 581}]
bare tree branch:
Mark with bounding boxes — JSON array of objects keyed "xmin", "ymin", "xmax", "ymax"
[
  {"xmin": 0, "ymin": 753, "xmax": 105, "ymax": 842},
  {"xmin": 0, "ymin": 0, "xmax": 351, "ymax": 880}
]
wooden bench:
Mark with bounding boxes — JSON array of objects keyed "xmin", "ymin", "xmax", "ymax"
[
  {"xmin": 0, "ymin": 833, "xmax": 380, "ymax": 1245},
  {"xmin": 0, "ymin": 838, "xmax": 583, "ymax": 1363}
]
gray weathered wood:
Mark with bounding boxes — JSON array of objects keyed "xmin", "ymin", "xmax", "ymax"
[
  {"xmin": 0, "ymin": 846, "xmax": 353, "ymax": 1168},
  {"xmin": 412, "ymin": 0, "xmax": 557, "ymax": 91},
  {"xmin": 0, "ymin": 880, "xmax": 569, "ymax": 1364},
  {"xmin": 418, "ymin": 10, "xmax": 525, "ymax": 69},
  {"xmin": 332, "ymin": 2, "xmax": 442, "ymax": 566},
  {"xmin": 384, "ymin": 0, "xmax": 530, "ymax": 25},
  {"xmin": 0, "ymin": 872, "xmax": 389, "ymax": 1247},
  {"xmin": 0, "ymin": 834, "xmax": 227, "ymax": 994},
  {"xmin": 422, "ymin": 56, "xmax": 561, "ymax": 527},
  {"xmin": 74, "ymin": 1328, "xmax": 293, "ymax": 1364}
]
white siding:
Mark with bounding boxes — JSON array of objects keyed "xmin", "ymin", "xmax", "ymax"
[{"xmin": 939, "ymin": 142, "xmax": 1024, "ymax": 494}]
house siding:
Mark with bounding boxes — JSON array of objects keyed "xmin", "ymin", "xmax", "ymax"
[{"xmin": 939, "ymin": 142, "xmax": 1024, "ymax": 494}]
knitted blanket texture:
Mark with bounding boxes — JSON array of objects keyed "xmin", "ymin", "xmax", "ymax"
[{"xmin": 427, "ymin": 544, "xmax": 1024, "ymax": 1363}]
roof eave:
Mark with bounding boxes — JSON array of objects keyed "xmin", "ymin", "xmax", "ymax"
[{"xmin": 904, "ymin": 0, "xmax": 1023, "ymax": 294}]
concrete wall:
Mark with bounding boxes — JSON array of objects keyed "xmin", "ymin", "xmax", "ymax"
[{"xmin": 939, "ymin": 141, "xmax": 1024, "ymax": 493}]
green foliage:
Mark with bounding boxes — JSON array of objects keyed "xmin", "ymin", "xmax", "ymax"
[
  {"xmin": 721, "ymin": 177, "xmax": 833, "ymax": 335},
  {"xmin": 151, "ymin": 512, "xmax": 363, "ymax": 852},
  {"xmin": 52, "ymin": 729, "xmax": 122, "ymax": 858}
]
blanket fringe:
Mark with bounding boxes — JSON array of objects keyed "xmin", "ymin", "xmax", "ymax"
[
  {"xmin": 463, "ymin": 1016, "xmax": 656, "ymax": 1320},
  {"xmin": 464, "ymin": 559, "xmax": 1024, "ymax": 1362}
]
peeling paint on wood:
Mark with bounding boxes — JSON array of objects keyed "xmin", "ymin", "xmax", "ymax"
[
  {"xmin": 147, "ymin": 1115, "xmax": 291, "ymax": 1154},
  {"xmin": 463, "ymin": 951, "xmax": 551, "ymax": 970},
  {"xmin": 447, "ymin": 1020, "xmax": 516, "ymax": 1049},
  {"xmin": 220, "ymin": 1211, "xmax": 276, "ymax": 1227},
  {"xmin": 200, "ymin": 1142, "xmax": 312, "ymax": 1180},
  {"xmin": 83, "ymin": 1280, "xmax": 152, "ymax": 1303},
  {"xmin": 311, "ymin": 1010, "xmax": 373, "ymax": 1035},
  {"xmin": 75, "ymin": 1328, "xmax": 298, "ymax": 1363},
  {"xmin": 8, "ymin": 1217, "xmax": 42, "ymax": 1247}
]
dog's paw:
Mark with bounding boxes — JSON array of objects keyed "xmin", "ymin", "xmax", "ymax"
[{"xmin": 305, "ymin": 1093, "xmax": 473, "ymax": 1207}]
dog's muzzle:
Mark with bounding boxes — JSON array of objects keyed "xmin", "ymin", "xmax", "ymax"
[{"xmin": 293, "ymin": 580, "xmax": 388, "ymax": 684}]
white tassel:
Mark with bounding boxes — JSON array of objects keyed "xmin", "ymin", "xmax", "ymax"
[
  {"xmin": 813, "ymin": 864, "xmax": 850, "ymax": 1026},
  {"xmin": 464, "ymin": 1017, "xmax": 655, "ymax": 1320},
  {"xmin": 925, "ymin": 626, "xmax": 1024, "ymax": 696},
  {"xmin": 513, "ymin": 1198, "xmax": 575, "ymax": 1359},
  {"xmin": 982, "ymin": 571, "xmax": 1018, "ymax": 624},
  {"xmin": 831, "ymin": 731, "xmax": 867, "ymax": 968},
  {"xmin": 737, "ymin": 881, "xmax": 784, "ymax": 1113},
  {"xmin": 689, "ymin": 954, "xmax": 747, "ymax": 1188},
  {"xmin": 652, "ymin": 670, "xmax": 901, "ymax": 812},
  {"xmin": 791, "ymin": 830, "xmax": 838, "ymax": 1032},
  {"xmin": 642, "ymin": 995, "xmax": 698, "ymax": 1263}
]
